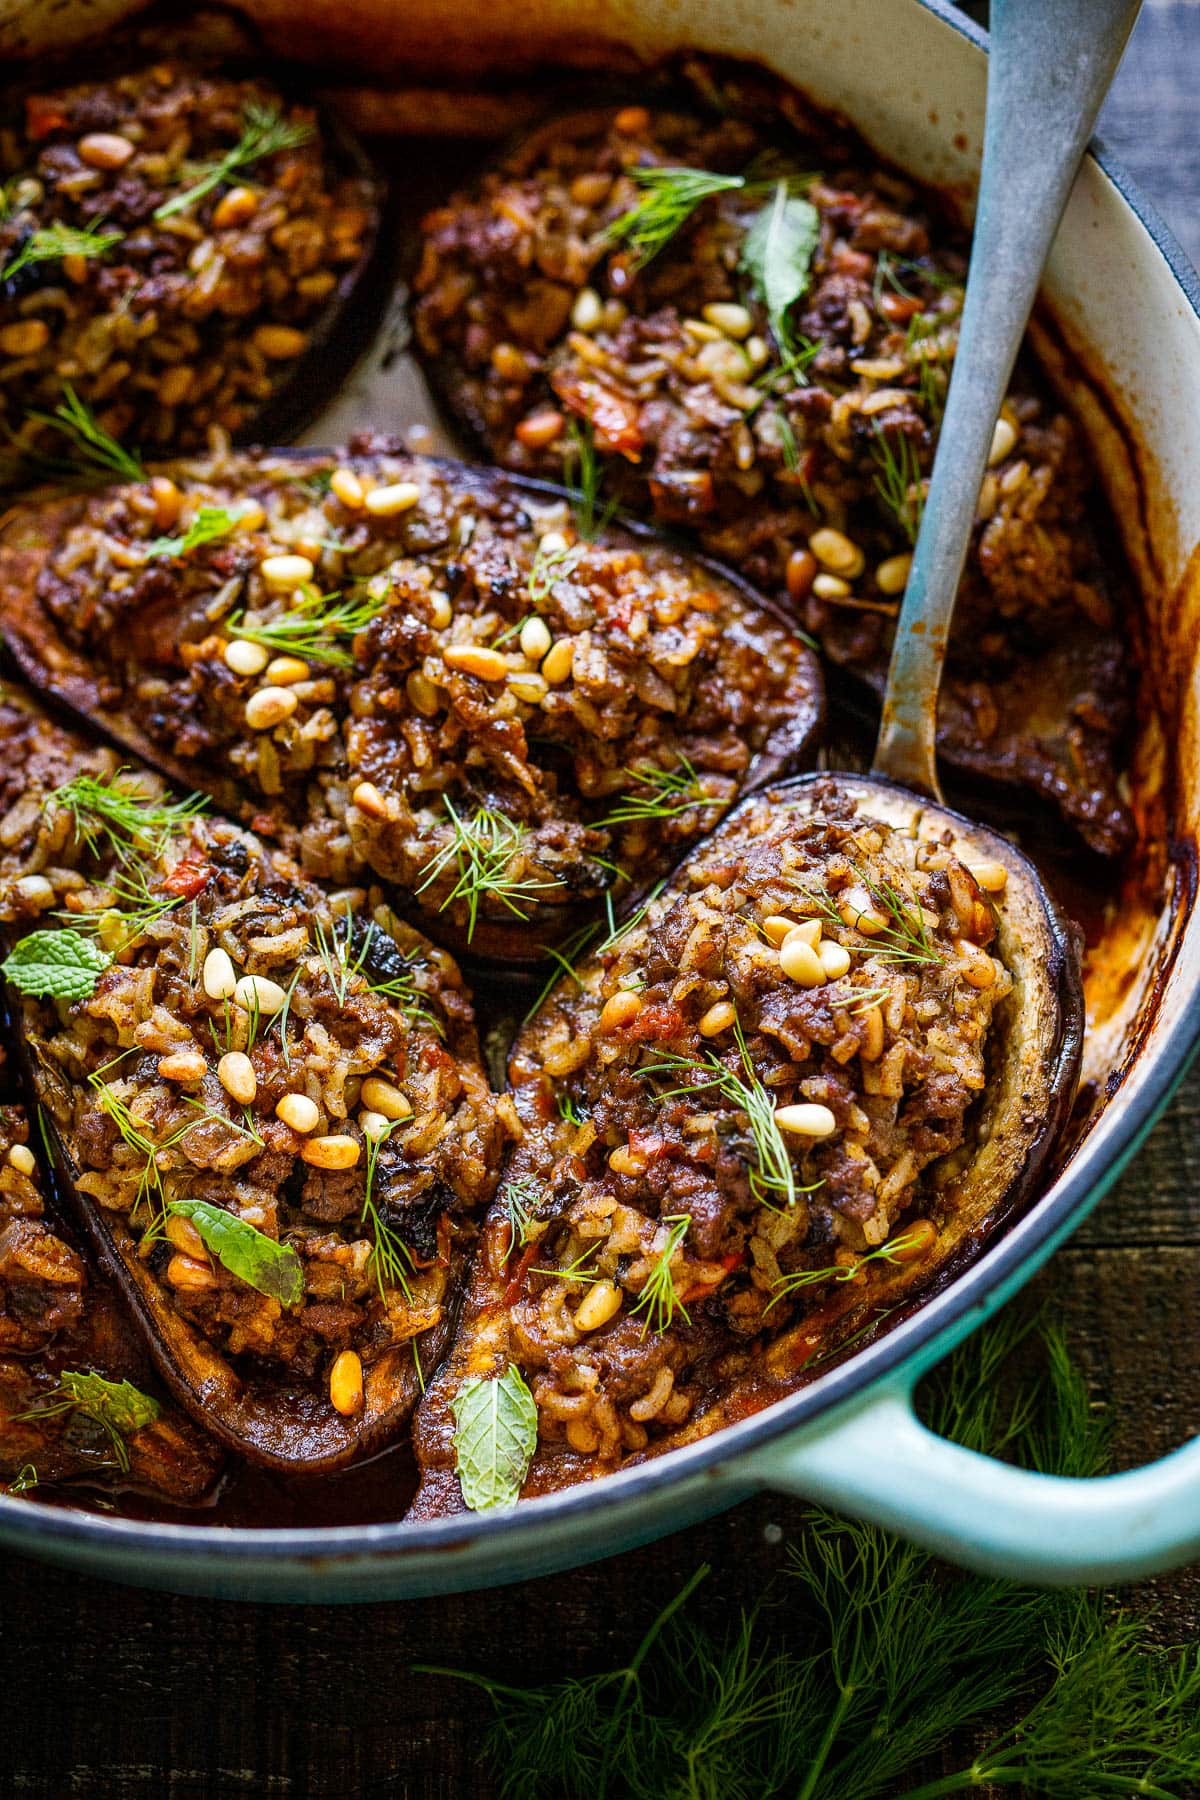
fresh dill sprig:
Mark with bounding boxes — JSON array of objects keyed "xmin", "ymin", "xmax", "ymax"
[
  {"xmin": 564, "ymin": 419, "xmax": 619, "ymax": 541},
  {"xmin": 361, "ymin": 1120, "xmax": 415, "ymax": 1299},
  {"xmin": 422, "ymin": 1315, "xmax": 1200, "ymax": 1800},
  {"xmin": 532, "ymin": 1241, "xmax": 601, "ymax": 1286},
  {"xmin": 153, "ymin": 101, "xmax": 315, "ymax": 222},
  {"xmin": 225, "ymin": 588, "xmax": 385, "ymax": 668},
  {"xmin": 795, "ymin": 863, "xmax": 943, "ymax": 968},
  {"xmin": 2, "ymin": 220, "xmax": 122, "ymax": 284},
  {"xmin": 870, "ymin": 423, "xmax": 925, "ymax": 544},
  {"xmin": 597, "ymin": 758, "xmax": 709, "ymax": 829},
  {"xmin": 604, "ymin": 166, "xmax": 746, "ymax": 270},
  {"xmin": 500, "ymin": 1176, "xmax": 543, "ymax": 1257},
  {"xmin": 629, "ymin": 1214, "xmax": 691, "ymax": 1339},
  {"xmin": 556, "ymin": 1092, "xmax": 587, "ymax": 1129},
  {"xmin": 416, "ymin": 799, "xmax": 558, "ymax": 943},
  {"xmin": 528, "ymin": 539, "xmax": 586, "ymax": 604},
  {"xmin": 639, "ymin": 1013, "xmax": 807, "ymax": 1213},
  {"xmin": 47, "ymin": 768, "xmax": 208, "ymax": 862},
  {"xmin": 765, "ymin": 1225, "xmax": 924, "ymax": 1312},
  {"xmin": 25, "ymin": 383, "xmax": 145, "ymax": 482},
  {"xmin": 15, "ymin": 1370, "xmax": 159, "ymax": 1474},
  {"xmin": 6, "ymin": 1463, "xmax": 39, "ymax": 1494}
]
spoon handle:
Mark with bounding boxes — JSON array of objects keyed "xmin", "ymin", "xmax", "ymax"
[{"xmin": 872, "ymin": 0, "xmax": 1142, "ymax": 798}]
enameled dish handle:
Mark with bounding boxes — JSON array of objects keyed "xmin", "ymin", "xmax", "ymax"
[{"xmin": 749, "ymin": 1380, "xmax": 1200, "ymax": 1584}]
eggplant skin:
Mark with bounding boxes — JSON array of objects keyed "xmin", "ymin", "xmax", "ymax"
[
  {"xmin": 412, "ymin": 87, "xmax": 1135, "ymax": 859},
  {"xmin": 408, "ymin": 774, "xmax": 1082, "ymax": 1518},
  {"xmin": 0, "ymin": 443, "xmax": 823, "ymax": 962},
  {"xmin": 0, "ymin": 688, "xmax": 506, "ymax": 1474}
]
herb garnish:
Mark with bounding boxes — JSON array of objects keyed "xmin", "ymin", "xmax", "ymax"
[
  {"xmin": 604, "ymin": 166, "xmax": 746, "ymax": 270},
  {"xmin": 226, "ymin": 587, "xmax": 386, "ymax": 668},
  {"xmin": 360, "ymin": 1119, "xmax": 415, "ymax": 1299},
  {"xmin": 47, "ymin": 768, "xmax": 208, "ymax": 861},
  {"xmin": 564, "ymin": 418, "xmax": 619, "ymax": 541},
  {"xmin": 168, "ymin": 1198, "xmax": 304, "ymax": 1306},
  {"xmin": 740, "ymin": 179, "xmax": 820, "ymax": 357},
  {"xmin": 416, "ymin": 799, "xmax": 558, "ymax": 943},
  {"xmin": 26, "ymin": 384, "xmax": 145, "ymax": 482},
  {"xmin": 145, "ymin": 504, "xmax": 246, "ymax": 559},
  {"xmin": 528, "ymin": 539, "xmax": 586, "ymax": 604},
  {"xmin": 450, "ymin": 1365, "xmax": 539, "ymax": 1512},
  {"xmin": 629, "ymin": 1215, "xmax": 691, "ymax": 1339},
  {"xmin": 500, "ymin": 1176, "xmax": 543, "ymax": 1257},
  {"xmin": 153, "ymin": 101, "xmax": 315, "ymax": 222},
  {"xmin": 17, "ymin": 1370, "xmax": 160, "ymax": 1473},
  {"xmin": 870, "ymin": 423, "xmax": 925, "ymax": 544},
  {"xmin": 797, "ymin": 863, "xmax": 943, "ymax": 967},
  {"xmin": 2, "ymin": 929, "xmax": 110, "ymax": 1002},
  {"xmin": 598, "ymin": 757, "xmax": 709, "ymax": 830},
  {"xmin": 765, "ymin": 1225, "xmax": 925, "ymax": 1312},
  {"xmin": 1, "ymin": 220, "xmax": 122, "ymax": 285}
]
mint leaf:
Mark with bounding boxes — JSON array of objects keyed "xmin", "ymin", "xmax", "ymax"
[
  {"xmin": 2, "ymin": 930, "xmax": 111, "ymax": 1001},
  {"xmin": 168, "ymin": 1198, "xmax": 304, "ymax": 1306},
  {"xmin": 146, "ymin": 505, "xmax": 243, "ymax": 559},
  {"xmin": 54, "ymin": 1371, "xmax": 161, "ymax": 1435},
  {"xmin": 451, "ymin": 1366, "xmax": 538, "ymax": 1511},
  {"xmin": 741, "ymin": 181, "xmax": 820, "ymax": 352}
]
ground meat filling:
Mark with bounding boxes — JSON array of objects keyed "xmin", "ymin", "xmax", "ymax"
[
  {"xmin": 0, "ymin": 1106, "xmax": 85, "ymax": 1353},
  {"xmin": 0, "ymin": 62, "xmax": 379, "ymax": 463},
  {"xmin": 413, "ymin": 91, "xmax": 1133, "ymax": 856},
  {"xmin": 422, "ymin": 782, "xmax": 1012, "ymax": 1481},
  {"xmin": 0, "ymin": 709, "xmax": 505, "ymax": 1414},
  {"xmin": 16, "ymin": 445, "xmax": 821, "ymax": 942}
]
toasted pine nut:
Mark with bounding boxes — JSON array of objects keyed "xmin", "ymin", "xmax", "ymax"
[
  {"xmin": 202, "ymin": 947, "xmax": 237, "ymax": 1000},
  {"xmin": 761, "ymin": 915, "xmax": 799, "ymax": 947},
  {"xmin": 149, "ymin": 475, "xmax": 182, "ymax": 528},
  {"xmin": 891, "ymin": 1218, "xmax": 938, "ymax": 1261},
  {"xmin": 78, "ymin": 132, "xmax": 135, "ymax": 169},
  {"xmin": 428, "ymin": 590, "xmax": 452, "ymax": 628},
  {"xmin": 364, "ymin": 482, "xmax": 421, "ymax": 517},
  {"xmin": 329, "ymin": 1348, "xmax": 364, "ymax": 1415},
  {"xmin": 786, "ymin": 548, "xmax": 817, "ymax": 604},
  {"xmin": 443, "ymin": 644, "xmax": 509, "ymax": 681},
  {"xmin": 956, "ymin": 942, "xmax": 997, "ymax": 989},
  {"xmin": 698, "ymin": 1000, "xmax": 735, "ymax": 1037},
  {"xmin": 571, "ymin": 287, "xmax": 603, "ymax": 331},
  {"xmin": 574, "ymin": 1279, "xmax": 622, "ymax": 1331},
  {"xmin": 810, "ymin": 938, "xmax": 848, "ymax": 981},
  {"xmin": 608, "ymin": 1144, "xmax": 647, "ymax": 1176},
  {"xmin": 540, "ymin": 637, "xmax": 575, "ymax": 684},
  {"xmin": 520, "ymin": 616, "xmax": 553, "ymax": 661},
  {"xmin": 538, "ymin": 531, "xmax": 569, "ymax": 555},
  {"xmin": 224, "ymin": 638, "xmax": 270, "ymax": 677},
  {"xmin": 14, "ymin": 875, "xmax": 54, "ymax": 910},
  {"xmin": 809, "ymin": 527, "xmax": 865, "ymax": 579},
  {"xmin": 211, "ymin": 184, "xmax": 258, "ymax": 228},
  {"xmin": 7, "ymin": 1144, "xmax": 35, "ymax": 1176},
  {"xmin": 775, "ymin": 1102, "xmax": 838, "ymax": 1138},
  {"xmin": 301, "ymin": 1134, "xmax": 361, "ymax": 1171},
  {"xmin": 599, "ymin": 990, "xmax": 642, "ymax": 1033},
  {"xmin": 244, "ymin": 686, "xmax": 297, "ymax": 731},
  {"xmin": 969, "ymin": 860, "xmax": 1009, "ymax": 893},
  {"xmin": 233, "ymin": 974, "xmax": 287, "ymax": 1014},
  {"xmin": 359, "ymin": 1109, "xmax": 390, "ymax": 1140},
  {"xmin": 165, "ymin": 1213, "xmax": 208, "ymax": 1259},
  {"xmin": 253, "ymin": 324, "xmax": 307, "ymax": 359},
  {"xmin": 360, "ymin": 1076, "xmax": 412, "ymax": 1121},
  {"xmin": 779, "ymin": 938, "xmax": 826, "ymax": 986},
  {"xmin": 812, "ymin": 572, "xmax": 851, "ymax": 599},
  {"xmin": 515, "ymin": 408, "xmax": 565, "ymax": 449},
  {"xmin": 703, "ymin": 301, "xmax": 753, "ymax": 339},
  {"xmin": 264, "ymin": 655, "xmax": 311, "ymax": 686},
  {"xmin": 158, "ymin": 1050, "xmax": 207, "ymax": 1084},
  {"xmin": 260, "ymin": 553, "xmax": 314, "ymax": 589},
  {"xmin": 876, "ymin": 552, "xmax": 913, "ymax": 595},
  {"xmin": 0, "ymin": 319, "xmax": 50, "ymax": 355},
  {"xmin": 276, "ymin": 1092, "xmax": 320, "ymax": 1134},
  {"xmin": 406, "ymin": 671, "xmax": 440, "ymax": 716},
  {"xmin": 167, "ymin": 1252, "xmax": 218, "ymax": 1291},
  {"xmin": 351, "ymin": 780, "xmax": 390, "ymax": 819},
  {"xmin": 330, "ymin": 467, "xmax": 364, "ymax": 508},
  {"xmin": 782, "ymin": 919, "xmax": 822, "ymax": 950},
  {"xmin": 218, "ymin": 1051, "xmax": 257, "ymax": 1105},
  {"xmin": 988, "ymin": 416, "xmax": 1019, "ymax": 465}
]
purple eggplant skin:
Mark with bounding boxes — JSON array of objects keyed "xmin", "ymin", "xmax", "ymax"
[{"xmin": 0, "ymin": 448, "xmax": 825, "ymax": 969}]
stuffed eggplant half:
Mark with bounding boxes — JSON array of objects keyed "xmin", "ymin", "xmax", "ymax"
[
  {"xmin": 0, "ymin": 688, "xmax": 506, "ymax": 1471},
  {"xmin": 412, "ymin": 87, "xmax": 1135, "ymax": 858},
  {"xmin": 0, "ymin": 58, "xmax": 385, "ymax": 476},
  {"xmin": 0, "ymin": 445, "xmax": 823, "ymax": 959},
  {"xmin": 411, "ymin": 775, "xmax": 1081, "ymax": 1516}
]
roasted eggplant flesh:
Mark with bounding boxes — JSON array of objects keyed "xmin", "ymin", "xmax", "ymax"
[
  {"xmin": 0, "ymin": 689, "xmax": 505, "ymax": 1471},
  {"xmin": 0, "ymin": 446, "xmax": 823, "ymax": 955},
  {"xmin": 0, "ymin": 1103, "xmax": 222, "ymax": 1504},
  {"xmin": 410, "ymin": 775, "xmax": 1082, "ymax": 1515},
  {"xmin": 0, "ymin": 59, "xmax": 384, "ymax": 475},
  {"xmin": 412, "ymin": 93, "xmax": 1134, "ymax": 857}
]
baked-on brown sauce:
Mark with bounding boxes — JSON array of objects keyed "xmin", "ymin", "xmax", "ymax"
[{"xmin": 9, "ymin": 95, "xmax": 1167, "ymax": 1529}]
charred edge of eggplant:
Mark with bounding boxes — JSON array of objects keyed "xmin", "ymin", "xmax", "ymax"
[
  {"xmin": 0, "ymin": 450, "xmax": 825, "ymax": 971},
  {"xmin": 2, "ymin": 1000, "xmax": 435, "ymax": 1476}
]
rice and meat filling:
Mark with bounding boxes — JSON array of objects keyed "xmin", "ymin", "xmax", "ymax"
[
  {"xmin": 0, "ymin": 693, "xmax": 505, "ymax": 1421},
  {"xmin": 0, "ymin": 61, "xmax": 379, "ymax": 463},
  {"xmin": 0, "ymin": 1105, "xmax": 222, "ymax": 1501},
  {"xmin": 7, "ymin": 445, "xmax": 821, "ymax": 944},
  {"xmin": 412, "ymin": 781, "xmax": 1012, "ymax": 1505},
  {"xmin": 413, "ymin": 93, "xmax": 1134, "ymax": 857}
]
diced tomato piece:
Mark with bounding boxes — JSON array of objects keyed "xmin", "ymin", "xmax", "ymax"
[
  {"xmin": 161, "ymin": 855, "xmax": 213, "ymax": 899},
  {"xmin": 628, "ymin": 1004, "xmax": 688, "ymax": 1043},
  {"xmin": 628, "ymin": 1129, "xmax": 667, "ymax": 1161},
  {"xmin": 24, "ymin": 96, "xmax": 70, "ymax": 139},
  {"xmin": 551, "ymin": 372, "xmax": 644, "ymax": 461}
]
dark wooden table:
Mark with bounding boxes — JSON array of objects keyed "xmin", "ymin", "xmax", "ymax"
[{"xmin": 2, "ymin": 7, "xmax": 1198, "ymax": 1796}]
